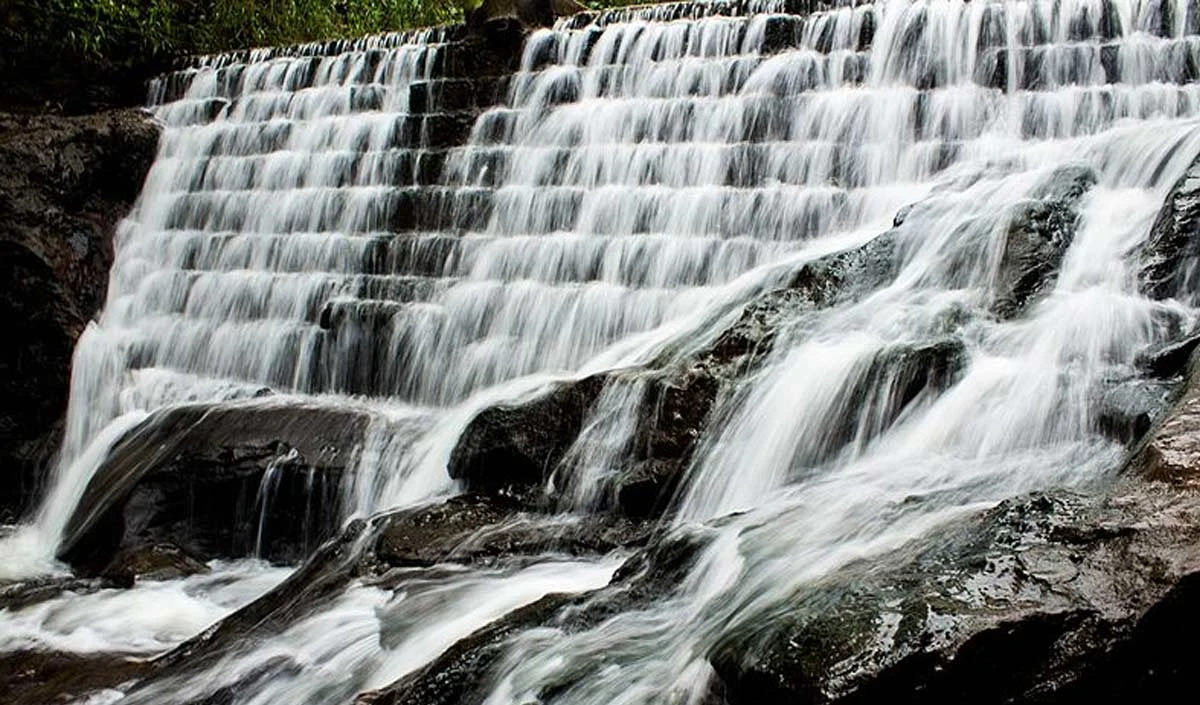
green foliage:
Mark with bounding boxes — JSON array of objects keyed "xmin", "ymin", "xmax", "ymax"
[{"xmin": 3, "ymin": 0, "xmax": 464, "ymax": 68}]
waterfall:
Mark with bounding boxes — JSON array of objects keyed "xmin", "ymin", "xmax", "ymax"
[{"xmin": 5, "ymin": 0, "xmax": 1200, "ymax": 702}]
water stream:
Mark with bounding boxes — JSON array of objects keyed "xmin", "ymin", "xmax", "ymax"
[{"xmin": 4, "ymin": 0, "xmax": 1200, "ymax": 702}]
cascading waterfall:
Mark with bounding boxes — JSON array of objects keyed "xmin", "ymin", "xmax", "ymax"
[{"xmin": 5, "ymin": 0, "xmax": 1200, "ymax": 702}]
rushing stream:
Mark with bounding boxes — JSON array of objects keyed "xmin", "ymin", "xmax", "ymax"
[{"xmin": 4, "ymin": 0, "xmax": 1200, "ymax": 702}]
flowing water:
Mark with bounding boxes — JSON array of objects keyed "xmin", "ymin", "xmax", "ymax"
[{"xmin": 5, "ymin": 0, "xmax": 1200, "ymax": 702}]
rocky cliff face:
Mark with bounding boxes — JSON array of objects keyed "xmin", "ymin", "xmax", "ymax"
[{"xmin": 0, "ymin": 109, "xmax": 160, "ymax": 522}]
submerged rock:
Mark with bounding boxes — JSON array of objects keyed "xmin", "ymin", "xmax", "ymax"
[
  {"xmin": 357, "ymin": 531, "xmax": 709, "ymax": 705},
  {"xmin": 57, "ymin": 401, "xmax": 368, "ymax": 573},
  {"xmin": 0, "ymin": 109, "xmax": 160, "ymax": 522}
]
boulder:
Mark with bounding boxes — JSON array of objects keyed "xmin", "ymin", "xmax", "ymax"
[
  {"xmin": 0, "ymin": 109, "xmax": 160, "ymax": 522},
  {"xmin": 57, "ymin": 401, "xmax": 369, "ymax": 573},
  {"xmin": 1138, "ymin": 151, "xmax": 1200, "ymax": 302},
  {"xmin": 449, "ymin": 376, "xmax": 608, "ymax": 503},
  {"xmin": 1140, "ymin": 329, "xmax": 1200, "ymax": 378},
  {"xmin": 707, "ymin": 355, "xmax": 1200, "ymax": 705}
]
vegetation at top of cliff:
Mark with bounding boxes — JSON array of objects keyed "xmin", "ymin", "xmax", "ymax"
[
  {"xmin": 0, "ymin": 0, "xmax": 660, "ymax": 112},
  {"xmin": 1, "ymin": 0, "xmax": 464, "ymax": 112}
]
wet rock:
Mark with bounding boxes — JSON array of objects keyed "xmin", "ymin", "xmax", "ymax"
[
  {"xmin": 100, "ymin": 543, "xmax": 210, "ymax": 587},
  {"xmin": 1130, "ymin": 357, "xmax": 1200, "ymax": 486},
  {"xmin": 373, "ymin": 494, "xmax": 649, "ymax": 569},
  {"xmin": 1140, "ymin": 328, "xmax": 1200, "ymax": 378},
  {"xmin": 449, "ymin": 375, "xmax": 608, "ymax": 502},
  {"xmin": 57, "ymin": 401, "xmax": 368, "ymax": 574},
  {"xmin": 991, "ymin": 165, "xmax": 1096, "ymax": 319},
  {"xmin": 1138, "ymin": 152, "xmax": 1200, "ymax": 302},
  {"xmin": 1095, "ymin": 378, "xmax": 1176, "ymax": 445},
  {"xmin": 709, "ymin": 485, "xmax": 1200, "ymax": 705},
  {"xmin": 0, "ymin": 575, "xmax": 123, "ymax": 611},
  {"xmin": 811, "ymin": 338, "xmax": 966, "ymax": 464},
  {"xmin": 357, "ymin": 530, "xmax": 709, "ymax": 705},
  {"xmin": 452, "ymin": 232, "xmax": 907, "ymax": 519},
  {"xmin": 1, "ymin": 649, "xmax": 151, "ymax": 705},
  {"xmin": 0, "ymin": 109, "xmax": 160, "ymax": 522},
  {"xmin": 708, "ymin": 356, "xmax": 1200, "ymax": 705},
  {"xmin": 142, "ymin": 494, "xmax": 652, "ymax": 688}
]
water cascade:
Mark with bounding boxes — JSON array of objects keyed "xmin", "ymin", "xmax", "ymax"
[{"xmin": 4, "ymin": 0, "xmax": 1200, "ymax": 702}]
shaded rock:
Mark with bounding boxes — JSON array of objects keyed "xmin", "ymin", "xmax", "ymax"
[
  {"xmin": 1138, "ymin": 151, "xmax": 1200, "ymax": 302},
  {"xmin": 990, "ymin": 165, "xmax": 1096, "ymax": 319},
  {"xmin": 1140, "ymin": 328, "xmax": 1200, "ymax": 378},
  {"xmin": 0, "ymin": 575, "xmax": 123, "ymax": 612},
  {"xmin": 1131, "ymin": 358, "xmax": 1200, "ymax": 486},
  {"xmin": 809, "ymin": 338, "xmax": 966, "ymax": 464},
  {"xmin": 449, "ymin": 376, "xmax": 607, "ymax": 502},
  {"xmin": 373, "ymin": 494, "xmax": 649, "ymax": 569},
  {"xmin": 0, "ymin": 649, "xmax": 150, "ymax": 705},
  {"xmin": 100, "ymin": 543, "xmax": 210, "ymax": 587},
  {"xmin": 708, "ymin": 354, "xmax": 1200, "ymax": 705},
  {"xmin": 57, "ymin": 401, "xmax": 368, "ymax": 574},
  {"xmin": 1095, "ymin": 378, "xmax": 1176, "ymax": 445},
  {"xmin": 0, "ymin": 109, "xmax": 160, "ymax": 522}
]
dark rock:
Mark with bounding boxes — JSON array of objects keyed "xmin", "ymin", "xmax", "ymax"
[
  {"xmin": 708, "ymin": 356, "xmax": 1200, "ymax": 705},
  {"xmin": 0, "ymin": 575, "xmax": 123, "ymax": 611},
  {"xmin": 57, "ymin": 401, "xmax": 368, "ymax": 574},
  {"xmin": 1140, "ymin": 328, "xmax": 1200, "ymax": 378},
  {"xmin": 449, "ymin": 375, "xmax": 607, "ymax": 502},
  {"xmin": 100, "ymin": 543, "xmax": 210, "ymax": 586},
  {"xmin": 1095, "ymin": 378, "xmax": 1176, "ymax": 444},
  {"xmin": 0, "ymin": 109, "xmax": 160, "ymax": 522},
  {"xmin": 375, "ymin": 494, "xmax": 649, "ymax": 568},
  {"xmin": 150, "ymin": 518, "xmax": 372, "ymax": 676},
  {"xmin": 1138, "ymin": 151, "xmax": 1200, "ymax": 302},
  {"xmin": 991, "ymin": 165, "xmax": 1096, "ymax": 319},
  {"xmin": 808, "ymin": 338, "xmax": 966, "ymax": 465},
  {"xmin": 356, "ymin": 530, "xmax": 709, "ymax": 705},
  {"xmin": 131, "ymin": 495, "xmax": 654, "ymax": 700},
  {"xmin": 0, "ymin": 649, "xmax": 151, "ymax": 705},
  {"xmin": 452, "ymin": 231, "xmax": 907, "ymax": 519}
]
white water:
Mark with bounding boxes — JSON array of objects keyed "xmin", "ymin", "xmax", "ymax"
[
  {"xmin": 0, "ymin": 561, "xmax": 290, "ymax": 654},
  {"xmin": 4, "ymin": 0, "xmax": 1200, "ymax": 703}
]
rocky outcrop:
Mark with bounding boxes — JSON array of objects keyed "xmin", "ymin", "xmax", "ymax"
[
  {"xmin": 706, "ymin": 355, "xmax": 1200, "ymax": 705},
  {"xmin": 0, "ymin": 109, "xmax": 160, "ymax": 523},
  {"xmin": 1138, "ymin": 152, "xmax": 1200, "ymax": 302},
  {"xmin": 56, "ymin": 401, "xmax": 368, "ymax": 573}
]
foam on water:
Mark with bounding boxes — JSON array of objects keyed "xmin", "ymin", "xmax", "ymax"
[{"xmin": 0, "ymin": 560, "xmax": 290, "ymax": 655}]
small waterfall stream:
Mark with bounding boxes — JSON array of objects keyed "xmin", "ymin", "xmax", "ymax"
[{"xmin": 4, "ymin": 0, "xmax": 1200, "ymax": 703}]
